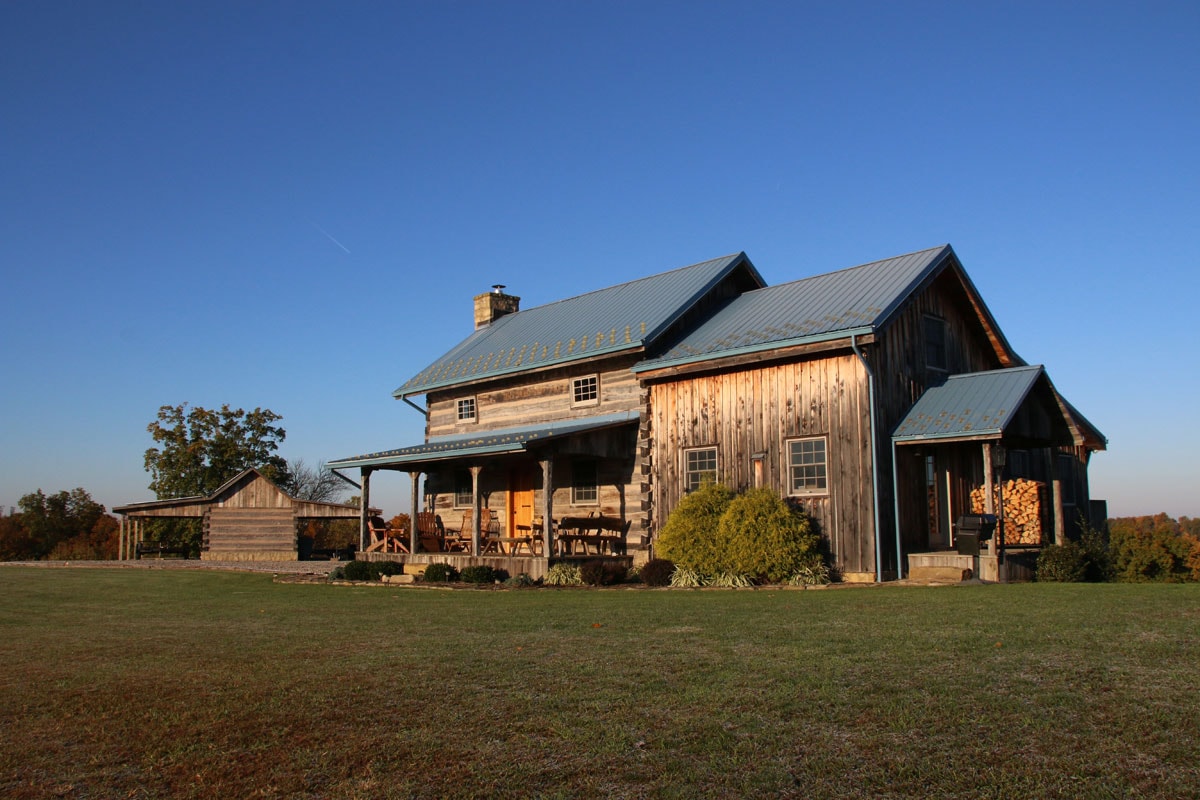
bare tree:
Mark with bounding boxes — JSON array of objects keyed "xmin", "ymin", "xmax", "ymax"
[{"xmin": 282, "ymin": 459, "xmax": 347, "ymax": 503}]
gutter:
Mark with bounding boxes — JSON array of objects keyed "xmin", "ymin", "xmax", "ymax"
[{"xmin": 851, "ymin": 334, "xmax": 886, "ymax": 582}]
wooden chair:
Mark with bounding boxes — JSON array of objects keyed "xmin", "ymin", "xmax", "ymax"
[
  {"xmin": 444, "ymin": 509, "xmax": 472, "ymax": 552},
  {"xmin": 417, "ymin": 511, "xmax": 444, "ymax": 553},
  {"xmin": 366, "ymin": 515, "xmax": 409, "ymax": 554}
]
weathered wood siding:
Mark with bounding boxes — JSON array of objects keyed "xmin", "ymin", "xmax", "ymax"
[
  {"xmin": 648, "ymin": 352, "xmax": 876, "ymax": 575},
  {"xmin": 205, "ymin": 507, "xmax": 296, "ymax": 555},
  {"xmin": 874, "ymin": 268, "xmax": 1010, "ymax": 561},
  {"xmin": 426, "ymin": 355, "xmax": 643, "ymax": 437}
]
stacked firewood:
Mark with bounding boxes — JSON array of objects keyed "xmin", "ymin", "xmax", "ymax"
[{"xmin": 969, "ymin": 479, "xmax": 1044, "ymax": 545}]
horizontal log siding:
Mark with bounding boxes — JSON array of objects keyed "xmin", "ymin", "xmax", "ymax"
[
  {"xmin": 649, "ymin": 352, "xmax": 875, "ymax": 575},
  {"xmin": 426, "ymin": 356, "xmax": 643, "ymax": 437}
]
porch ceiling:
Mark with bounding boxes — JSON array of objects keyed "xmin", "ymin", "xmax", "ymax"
[{"xmin": 326, "ymin": 410, "xmax": 639, "ymax": 471}]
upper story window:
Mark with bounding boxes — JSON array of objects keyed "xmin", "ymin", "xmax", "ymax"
[
  {"xmin": 924, "ymin": 315, "xmax": 948, "ymax": 375},
  {"xmin": 572, "ymin": 375, "xmax": 599, "ymax": 406},
  {"xmin": 684, "ymin": 447, "xmax": 717, "ymax": 493},
  {"xmin": 456, "ymin": 397, "xmax": 477, "ymax": 422},
  {"xmin": 787, "ymin": 436, "xmax": 828, "ymax": 496},
  {"xmin": 572, "ymin": 459, "xmax": 599, "ymax": 505}
]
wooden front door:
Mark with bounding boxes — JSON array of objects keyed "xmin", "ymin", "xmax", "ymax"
[{"xmin": 507, "ymin": 465, "xmax": 537, "ymax": 537}]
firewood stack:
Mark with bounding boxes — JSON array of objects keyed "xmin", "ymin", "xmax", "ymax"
[{"xmin": 969, "ymin": 478, "xmax": 1045, "ymax": 545}]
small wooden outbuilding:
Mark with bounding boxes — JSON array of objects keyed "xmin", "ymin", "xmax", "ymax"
[{"xmin": 113, "ymin": 468, "xmax": 360, "ymax": 561}]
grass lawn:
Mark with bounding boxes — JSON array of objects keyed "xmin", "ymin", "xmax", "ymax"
[{"xmin": 0, "ymin": 568, "xmax": 1197, "ymax": 799}]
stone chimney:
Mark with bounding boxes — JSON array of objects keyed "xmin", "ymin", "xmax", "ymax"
[{"xmin": 473, "ymin": 285, "xmax": 520, "ymax": 329}]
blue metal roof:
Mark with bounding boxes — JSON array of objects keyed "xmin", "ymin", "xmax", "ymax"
[
  {"xmin": 395, "ymin": 253, "xmax": 763, "ymax": 398},
  {"xmin": 635, "ymin": 245, "xmax": 953, "ymax": 371},
  {"xmin": 326, "ymin": 411, "xmax": 640, "ymax": 469},
  {"xmin": 891, "ymin": 366, "xmax": 1045, "ymax": 442}
]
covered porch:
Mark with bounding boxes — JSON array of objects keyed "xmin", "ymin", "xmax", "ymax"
[
  {"xmin": 327, "ymin": 412, "xmax": 645, "ymax": 579},
  {"xmin": 891, "ymin": 366, "xmax": 1106, "ymax": 581}
]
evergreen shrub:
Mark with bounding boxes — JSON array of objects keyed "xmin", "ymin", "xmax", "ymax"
[
  {"xmin": 655, "ymin": 483, "xmax": 735, "ymax": 573},
  {"xmin": 1036, "ymin": 542, "xmax": 1088, "ymax": 582},
  {"xmin": 422, "ymin": 562, "xmax": 459, "ymax": 582},
  {"xmin": 638, "ymin": 558, "xmax": 675, "ymax": 587},
  {"xmin": 459, "ymin": 565, "xmax": 498, "ymax": 584}
]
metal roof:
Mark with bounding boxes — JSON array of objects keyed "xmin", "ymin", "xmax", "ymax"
[
  {"xmin": 326, "ymin": 411, "xmax": 640, "ymax": 470},
  {"xmin": 891, "ymin": 366, "xmax": 1045, "ymax": 442},
  {"xmin": 395, "ymin": 253, "xmax": 763, "ymax": 398},
  {"xmin": 635, "ymin": 245, "xmax": 953, "ymax": 371}
]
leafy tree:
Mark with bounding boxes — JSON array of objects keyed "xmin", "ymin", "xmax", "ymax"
[
  {"xmin": 1109, "ymin": 514, "xmax": 1197, "ymax": 583},
  {"xmin": 144, "ymin": 403, "xmax": 287, "ymax": 498},
  {"xmin": 13, "ymin": 488, "xmax": 112, "ymax": 560}
]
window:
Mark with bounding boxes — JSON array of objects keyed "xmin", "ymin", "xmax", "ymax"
[
  {"xmin": 456, "ymin": 397, "xmax": 477, "ymax": 422},
  {"xmin": 572, "ymin": 375, "xmax": 599, "ymax": 406},
  {"xmin": 453, "ymin": 470, "xmax": 472, "ymax": 508},
  {"xmin": 684, "ymin": 447, "xmax": 717, "ymax": 493},
  {"xmin": 572, "ymin": 459, "xmax": 598, "ymax": 505},
  {"xmin": 924, "ymin": 315, "xmax": 948, "ymax": 374},
  {"xmin": 788, "ymin": 436, "xmax": 828, "ymax": 495}
]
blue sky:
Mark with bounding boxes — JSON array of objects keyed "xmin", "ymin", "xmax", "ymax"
[{"xmin": 2, "ymin": 1, "xmax": 1197, "ymax": 520}]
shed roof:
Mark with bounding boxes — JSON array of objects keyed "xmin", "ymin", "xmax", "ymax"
[
  {"xmin": 326, "ymin": 411, "xmax": 640, "ymax": 470},
  {"xmin": 636, "ymin": 245, "xmax": 961, "ymax": 371},
  {"xmin": 394, "ymin": 253, "xmax": 763, "ymax": 398},
  {"xmin": 112, "ymin": 468, "xmax": 362, "ymax": 517},
  {"xmin": 892, "ymin": 365, "xmax": 1106, "ymax": 449}
]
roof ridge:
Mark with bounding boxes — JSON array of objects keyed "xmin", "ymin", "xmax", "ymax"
[
  {"xmin": 499, "ymin": 252, "xmax": 747, "ymax": 317},
  {"xmin": 756, "ymin": 244, "xmax": 950, "ymax": 293}
]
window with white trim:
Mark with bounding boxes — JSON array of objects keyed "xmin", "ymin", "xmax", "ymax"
[
  {"xmin": 456, "ymin": 397, "xmax": 477, "ymax": 422},
  {"xmin": 684, "ymin": 447, "xmax": 718, "ymax": 493},
  {"xmin": 572, "ymin": 459, "xmax": 598, "ymax": 505},
  {"xmin": 787, "ymin": 436, "xmax": 828, "ymax": 495},
  {"xmin": 572, "ymin": 375, "xmax": 599, "ymax": 406}
]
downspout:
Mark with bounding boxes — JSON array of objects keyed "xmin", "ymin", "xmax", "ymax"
[
  {"xmin": 851, "ymin": 334, "xmax": 885, "ymax": 583},
  {"xmin": 401, "ymin": 396, "xmax": 429, "ymax": 419}
]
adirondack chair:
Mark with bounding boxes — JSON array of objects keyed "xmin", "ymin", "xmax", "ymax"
[
  {"xmin": 366, "ymin": 515, "xmax": 409, "ymax": 554},
  {"xmin": 444, "ymin": 509, "xmax": 472, "ymax": 552},
  {"xmin": 416, "ymin": 511, "xmax": 444, "ymax": 553}
]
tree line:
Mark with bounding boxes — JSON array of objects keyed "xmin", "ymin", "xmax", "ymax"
[{"xmin": 1, "ymin": 403, "xmax": 350, "ymax": 561}]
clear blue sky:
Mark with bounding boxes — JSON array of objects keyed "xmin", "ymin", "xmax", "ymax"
[{"xmin": 2, "ymin": 1, "xmax": 1197, "ymax": 520}]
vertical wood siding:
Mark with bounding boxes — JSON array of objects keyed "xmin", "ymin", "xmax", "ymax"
[{"xmin": 649, "ymin": 352, "xmax": 875, "ymax": 575}]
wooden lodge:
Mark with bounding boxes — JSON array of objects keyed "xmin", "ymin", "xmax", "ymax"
[
  {"xmin": 113, "ymin": 468, "xmax": 361, "ymax": 561},
  {"xmin": 329, "ymin": 245, "xmax": 1105, "ymax": 582}
]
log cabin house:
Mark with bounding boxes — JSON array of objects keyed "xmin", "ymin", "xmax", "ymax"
[{"xmin": 329, "ymin": 245, "xmax": 1105, "ymax": 582}]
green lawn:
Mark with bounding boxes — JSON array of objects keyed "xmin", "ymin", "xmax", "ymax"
[{"xmin": 0, "ymin": 568, "xmax": 1197, "ymax": 799}]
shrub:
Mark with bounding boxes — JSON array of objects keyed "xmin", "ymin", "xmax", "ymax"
[
  {"xmin": 544, "ymin": 563, "xmax": 583, "ymax": 586},
  {"xmin": 716, "ymin": 487, "xmax": 819, "ymax": 582},
  {"xmin": 341, "ymin": 560, "xmax": 378, "ymax": 581},
  {"xmin": 656, "ymin": 483, "xmax": 735, "ymax": 573},
  {"xmin": 708, "ymin": 572, "xmax": 754, "ymax": 588},
  {"xmin": 422, "ymin": 562, "xmax": 459, "ymax": 582},
  {"xmin": 669, "ymin": 566, "xmax": 706, "ymax": 588},
  {"xmin": 459, "ymin": 565, "xmax": 497, "ymax": 584},
  {"xmin": 328, "ymin": 566, "xmax": 345, "ymax": 581},
  {"xmin": 580, "ymin": 560, "xmax": 628, "ymax": 586},
  {"xmin": 638, "ymin": 558, "xmax": 675, "ymax": 587},
  {"xmin": 788, "ymin": 555, "xmax": 831, "ymax": 586},
  {"xmin": 504, "ymin": 573, "xmax": 536, "ymax": 588},
  {"xmin": 1036, "ymin": 542, "xmax": 1088, "ymax": 582},
  {"xmin": 375, "ymin": 561, "xmax": 404, "ymax": 578}
]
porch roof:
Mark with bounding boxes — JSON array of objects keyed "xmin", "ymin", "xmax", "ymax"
[
  {"xmin": 326, "ymin": 410, "xmax": 640, "ymax": 470},
  {"xmin": 891, "ymin": 366, "xmax": 1106, "ymax": 449}
]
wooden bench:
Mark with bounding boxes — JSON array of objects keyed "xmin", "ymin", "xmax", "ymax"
[
  {"xmin": 135, "ymin": 542, "xmax": 191, "ymax": 560},
  {"xmin": 556, "ymin": 516, "xmax": 631, "ymax": 556}
]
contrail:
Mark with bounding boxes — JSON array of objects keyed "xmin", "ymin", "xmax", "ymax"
[{"xmin": 308, "ymin": 220, "xmax": 351, "ymax": 254}]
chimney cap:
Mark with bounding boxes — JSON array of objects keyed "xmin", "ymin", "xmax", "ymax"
[{"xmin": 491, "ymin": 284, "xmax": 506, "ymax": 294}]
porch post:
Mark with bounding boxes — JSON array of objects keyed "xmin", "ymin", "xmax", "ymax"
[
  {"xmin": 360, "ymin": 468, "xmax": 372, "ymax": 553},
  {"xmin": 982, "ymin": 443, "xmax": 997, "ymax": 556},
  {"xmin": 540, "ymin": 456, "xmax": 554, "ymax": 557},
  {"xmin": 409, "ymin": 470, "xmax": 421, "ymax": 553},
  {"xmin": 118, "ymin": 516, "xmax": 125, "ymax": 561},
  {"xmin": 470, "ymin": 465, "xmax": 483, "ymax": 555}
]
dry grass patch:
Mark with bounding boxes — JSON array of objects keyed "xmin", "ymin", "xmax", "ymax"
[{"xmin": 0, "ymin": 569, "xmax": 1197, "ymax": 798}]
